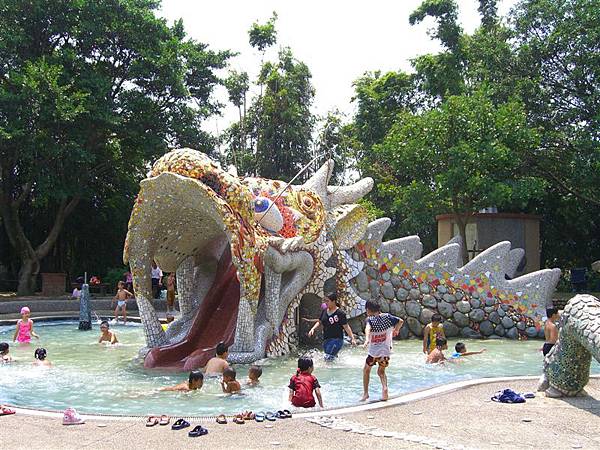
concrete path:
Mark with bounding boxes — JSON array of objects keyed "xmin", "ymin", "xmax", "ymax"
[{"xmin": 2, "ymin": 379, "xmax": 599, "ymax": 449}]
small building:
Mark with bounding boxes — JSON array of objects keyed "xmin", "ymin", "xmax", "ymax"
[{"xmin": 436, "ymin": 212, "xmax": 542, "ymax": 275}]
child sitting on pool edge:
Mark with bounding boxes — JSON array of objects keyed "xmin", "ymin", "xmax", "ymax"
[
  {"xmin": 162, "ymin": 371, "xmax": 204, "ymax": 392},
  {"xmin": 426, "ymin": 338, "xmax": 448, "ymax": 364},
  {"xmin": 0, "ymin": 342, "xmax": 12, "ymax": 363},
  {"xmin": 33, "ymin": 347, "xmax": 52, "ymax": 367},
  {"xmin": 450, "ymin": 342, "xmax": 486, "ymax": 359},
  {"xmin": 98, "ymin": 321, "xmax": 118, "ymax": 344},
  {"xmin": 221, "ymin": 368, "xmax": 241, "ymax": 394},
  {"xmin": 288, "ymin": 357, "xmax": 323, "ymax": 408},
  {"xmin": 246, "ymin": 365, "xmax": 262, "ymax": 386}
]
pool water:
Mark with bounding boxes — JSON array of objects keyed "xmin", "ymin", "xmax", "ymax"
[{"xmin": 1, "ymin": 321, "xmax": 598, "ymax": 416}]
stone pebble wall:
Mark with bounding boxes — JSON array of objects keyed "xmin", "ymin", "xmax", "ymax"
[{"xmin": 349, "ymin": 250, "xmax": 544, "ymax": 340}]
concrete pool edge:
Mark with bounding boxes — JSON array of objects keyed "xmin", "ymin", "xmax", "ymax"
[{"xmin": 6, "ymin": 374, "xmax": 600, "ymax": 422}]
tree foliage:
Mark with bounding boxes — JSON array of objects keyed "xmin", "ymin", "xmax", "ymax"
[{"xmin": 0, "ymin": 0, "xmax": 230, "ymax": 294}]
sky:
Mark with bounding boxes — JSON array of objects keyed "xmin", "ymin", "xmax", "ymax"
[{"xmin": 159, "ymin": 0, "xmax": 518, "ymax": 135}]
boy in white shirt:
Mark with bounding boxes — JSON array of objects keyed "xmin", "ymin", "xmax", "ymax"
[{"xmin": 361, "ymin": 300, "xmax": 403, "ymax": 402}]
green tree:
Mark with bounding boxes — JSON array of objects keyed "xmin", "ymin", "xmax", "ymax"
[
  {"xmin": 314, "ymin": 110, "xmax": 356, "ymax": 184},
  {"xmin": 248, "ymin": 12, "xmax": 278, "ymax": 53},
  {"xmin": 0, "ymin": 0, "xmax": 230, "ymax": 294},
  {"xmin": 251, "ymin": 47, "xmax": 315, "ymax": 180},
  {"xmin": 511, "ymin": 0, "xmax": 600, "ymax": 207},
  {"xmin": 367, "ymin": 90, "xmax": 545, "ymax": 263}
]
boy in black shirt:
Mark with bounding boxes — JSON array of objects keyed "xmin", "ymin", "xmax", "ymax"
[{"xmin": 308, "ymin": 293, "xmax": 356, "ymax": 360}]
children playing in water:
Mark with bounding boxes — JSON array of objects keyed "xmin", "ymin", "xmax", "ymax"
[
  {"xmin": 450, "ymin": 342, "xmax": 486, "ymax": 359},
  {"xmin": 203, "ymin": 342, "xmax": 230, "ymax": 375},
  {"xmin": 246, "ymin": 365, "xmax": 262, "ymax": 386},
  {"xmin": 423, "ymin": 313, "xmax": 445, "ymax": 354},
  {"xmin": 162, "ymin": 371, "xmax": 204, "ymax": 392},
  {"xmin": 0, "ymin": 342, "xmax": 11, "ymax": 363},
  {"xmin": 13, "ymin": 307, "xmax": 39, "ymax": 343},
  {"xmin": 288, "ymin": 357, "xmax": 323, "ymax": 408},
  {"xmin": 166, "ymin": 272, "xmax": 176, "ymax": 313},
  {"xmin": 98, "ymin": 321, "xmax": 118, "ymax": 344},
  {"xmin": 221, "ymin": 368, "xmax": 241, "ymax": 394},
  {"xmin": 426, "ymin": 338, "xmax": 448, "ymax": 364},
  {"xmin": 33, "ymin": 347, "xmax": 52, "ymax": 367},
  {"xmin": 112, "ymin": 281, "xmax": 133, "ymax": 324},
  {"xmin": 543, "ymin": 308, "xmax": 560, "ymax": 356},
  {"xmin": 361, "ymin": 301, "xmax": 403, "ymax": 402}
]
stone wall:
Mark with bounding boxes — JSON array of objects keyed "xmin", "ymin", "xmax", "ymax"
[{"xmin": 345, "ymin": 219, "xmax": 561, "ymax": 340}]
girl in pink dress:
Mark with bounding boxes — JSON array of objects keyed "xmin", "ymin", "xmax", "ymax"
[{"xmin": 13, "ymin": 307, "xmax": 39, "ymax": 343}]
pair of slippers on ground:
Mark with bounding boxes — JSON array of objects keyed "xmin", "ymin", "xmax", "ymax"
[
  {"xmin": 216, "ymin": 410, "xmax": 292, "ymax": 424},
  {"xmin": 170, "ymin": 418, "xmax": 208, "ymax": 437},
  {"xmin": 146, "ymin": 415, "xmax": 170, "ymax": 427},
  {"xmin": 0, "ymin": 405, "xmax": 16, "ymax": 416}
]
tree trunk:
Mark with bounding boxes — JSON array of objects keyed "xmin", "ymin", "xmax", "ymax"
[
  {"xmin": 455, "ymin": 214, "xmax": 469, "ymax": 266},
  {"xmin": 0, "ymin": 195, "xmax": 80, "ymax": 295},
  {"xmin": 17, "ymin": 256, "xmax": 40, "ymax": 296}
]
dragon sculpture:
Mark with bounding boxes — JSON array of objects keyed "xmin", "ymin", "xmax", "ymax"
[
  {"xmin": 124, "ymin": 148, "xmax": 561, "ymax": 371},
  {"xmin": 538, "ymin": 294, "xmax": 600, "ymax": 397}
]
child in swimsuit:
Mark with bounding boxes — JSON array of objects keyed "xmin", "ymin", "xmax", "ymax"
[
  {"xmin": 112, "ymin": 281, "xmax": 133, "ymax": 324},
  {"xmin": 33, "ymin": 347, "xmax": 52, "ymax": 367},
  {"xmin": 13, "ymin": 306, "xmax": 39, "ymax": 343},
  {"xmin": 423, "ymin": 313, "xmax": 445, "ymax": 354},
  {"xmin": 98, "ymin": 321, "xmax": 118, "ymax": 344},
  {"xmin": 450, "ymin": 342, "xmax": 486, "ymax": 359},
  {"xmin": 0, "ymin": 342, "xmax": 12, "ymax": 363}
]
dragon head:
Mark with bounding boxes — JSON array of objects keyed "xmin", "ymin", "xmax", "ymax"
[{"xmin": 124, "ymin": 148, "xmax": 373, "ymax": 370}]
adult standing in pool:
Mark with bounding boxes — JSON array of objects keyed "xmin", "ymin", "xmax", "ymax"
[{"xmin": 308, "ymin": 293, "xmax": 357, "ymax": 361}]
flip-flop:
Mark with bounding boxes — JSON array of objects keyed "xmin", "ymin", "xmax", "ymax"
[
  {"xmin": 276, "ymin": 410, "xmax": 288, "ymax": 419},
  {"xmin": 255, "ymin": 412, "xmax": 265, "ymax": 422},
  {"xmin": 171, "ymin": 418, "xmax": 190, "ymax": 430},
  {"xmin": 233, "ymin": 415, "xmax": 245, "ymax": 424},
  {"xmin": 216, "ymin": 414, "xmax": 227, "ymax": 424},
  {"xmin": 146, "ymin": 416, "xmax": 159, "ymax": 427},
  {"xmin": 159, "ymin": 415, "xmax": 170, "ymax": 426},
  {"xmin": 0, "ymin": 406, "xmax": 16, "ymax": 416},
  {"xmin": 265, "ymin": 412, "xmax": 276, "ymax": 422},
  {"xmin": 188, "ymin": 425, "xmax": 209, "ymax": 437},
  {"xmin": 242, "ymin": 411, "xmax": 255, "ymax": 421},
  {"xmin": 282, "ymin": 409, "xmax": 292, "ymax": 419}
]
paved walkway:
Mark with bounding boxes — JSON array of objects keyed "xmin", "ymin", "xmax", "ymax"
[{"xmin": 2, "ymin": 379, "xmax": 599, "ymax": 449}]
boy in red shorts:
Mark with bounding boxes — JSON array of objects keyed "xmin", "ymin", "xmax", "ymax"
[{"xmin": 361, "ymin": 300, "xmax": 403, "ymax": 402}]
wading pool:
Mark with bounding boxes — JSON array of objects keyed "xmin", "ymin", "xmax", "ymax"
[{"xmin": 2, "ymin": 321, "xmax": 597, "ymax": 416}]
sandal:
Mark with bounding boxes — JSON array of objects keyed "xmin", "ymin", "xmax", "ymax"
[
  {"xmin": 146, "ymin": 416, "xmax": 159, "ymax": 427},
  {"xmin": 265, "ymin": 411, "xmax": 276, "ymax": 422},
  {"xmin": 242, "ymin": 411, "xmax": 255, "ymax": 421},
  {"xmin": 233, "ymin": 415, "xmax": 245, "ymax": 424},
  {"xmin": 282, "ymin": 409, "xmax": 292, "ymax": 419},
  {"xmin": 255, "ymin": 412, "xmax": 265, "ymax": 422},
  {"xmin": 159, "ymin": 415, "xmax": 170, "ymax": 426},
  {"xmin": 188, "ymin": 425, "xmax": 208, "ymax": 437},
  {"xmin": 216, "ymin": 414, "xmax": 227, "ymax": 424},
  {"xmin": 171, "ymin": 418, "xmax": 190, "ymax": 430},
  {"xmin": 0, "ymin": 406, "xmax": 16, "ymax": 416}
]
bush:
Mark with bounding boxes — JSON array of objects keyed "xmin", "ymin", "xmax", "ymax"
[{"xmin": 104, "ymin": 267, "xmax": 128, "ymax": 291}]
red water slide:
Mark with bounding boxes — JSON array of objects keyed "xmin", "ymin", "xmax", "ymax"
[{"xmin": 144, "ymin": 249, "xmax": 240, "ymax": 371}]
